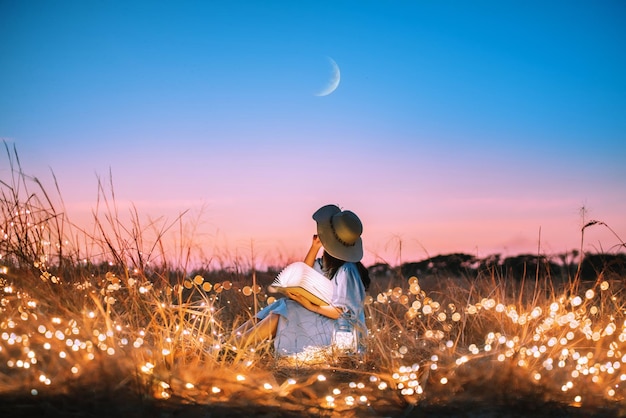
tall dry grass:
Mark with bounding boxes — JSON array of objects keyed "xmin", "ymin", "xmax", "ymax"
[{"xmin": 1, "ymin": 143, "xmax": 626, "ymax": 417}]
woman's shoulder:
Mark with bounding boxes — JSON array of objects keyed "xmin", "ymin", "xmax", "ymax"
[{"xmin": 337, "ymin": 262, "xmax": 359, "ymax": 275}]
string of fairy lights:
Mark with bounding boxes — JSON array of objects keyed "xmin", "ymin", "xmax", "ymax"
[{"xmin": 1, "ymin": 263, "xmax": 625, "ymax": 410}]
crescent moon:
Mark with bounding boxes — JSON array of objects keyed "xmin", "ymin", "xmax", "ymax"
[{"xmin": 315, "ymin": 57, "xmax": 340, "ymax": 97}]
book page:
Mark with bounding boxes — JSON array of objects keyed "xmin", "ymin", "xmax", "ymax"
[{"xmin": 270, "ymin": 262, "xmax": 333, "ymax": 306}]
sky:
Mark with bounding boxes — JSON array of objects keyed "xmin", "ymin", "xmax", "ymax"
[{"xmin": 1, "ymin": 0, "xmax": 625, "ymax": 268}]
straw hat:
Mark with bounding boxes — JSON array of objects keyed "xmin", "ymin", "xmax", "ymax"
[{"xmin": 312, "ymin": 204, "xmax": 363, "ymax": 262}]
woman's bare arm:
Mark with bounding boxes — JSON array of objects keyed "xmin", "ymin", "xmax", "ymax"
[
  {"xmin": 304, "ymin": 234, "xmax": 323, "ymax": 267},
  {"xmin": 287, "ymin": 291, "xmax": 341, "ymax": 319}
]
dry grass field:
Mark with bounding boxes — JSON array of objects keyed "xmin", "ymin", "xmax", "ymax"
[{"xmin": 1, "ymin": 147, "xmax": 626, "ymax": 417}]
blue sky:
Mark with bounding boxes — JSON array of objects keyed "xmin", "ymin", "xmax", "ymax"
[{"xmin": 1, "ymin": 0, "xmax": 625, "ymax": 267}]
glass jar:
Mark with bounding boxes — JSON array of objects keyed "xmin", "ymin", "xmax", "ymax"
[{"xmin": 332, "ymin": 313, "xmax": 357, "ymax": 354}]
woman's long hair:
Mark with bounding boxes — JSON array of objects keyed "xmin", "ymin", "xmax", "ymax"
[{"xmin": 322, "ymin": 251, "xmax": 370, "ymax": 291}]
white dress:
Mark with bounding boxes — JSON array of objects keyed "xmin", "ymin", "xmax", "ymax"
[{"xmin": 255, "ymin": 258, "xmax": 366, "ymax": 356}]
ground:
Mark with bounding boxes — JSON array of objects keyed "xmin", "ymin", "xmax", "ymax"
[{"xmin": 0, "ymin": 392, "xmax": 623, "ymax": 418}]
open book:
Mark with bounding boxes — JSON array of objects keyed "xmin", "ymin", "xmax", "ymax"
[{"xmin": 269, "ymin": 262, "xmax": 333, "ymax": 306}]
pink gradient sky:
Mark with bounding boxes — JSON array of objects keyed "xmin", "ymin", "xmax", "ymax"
[{"xmin": 1, "ymin": 1, "xmax": 625, "ymax": 268}]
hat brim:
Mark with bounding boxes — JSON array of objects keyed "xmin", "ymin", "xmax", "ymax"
[{"xmin": 313, "ymin": 205, "xmax": 363, "ymax": 263}]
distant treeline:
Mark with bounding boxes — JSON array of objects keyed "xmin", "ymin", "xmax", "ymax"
[
  {"xmin": 182, "ymin": 251, "xmax": 626, "ymax": 289},
  {"xmin": 368, "ymin": 251, "xmax": 626, "ymax": 283}
]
